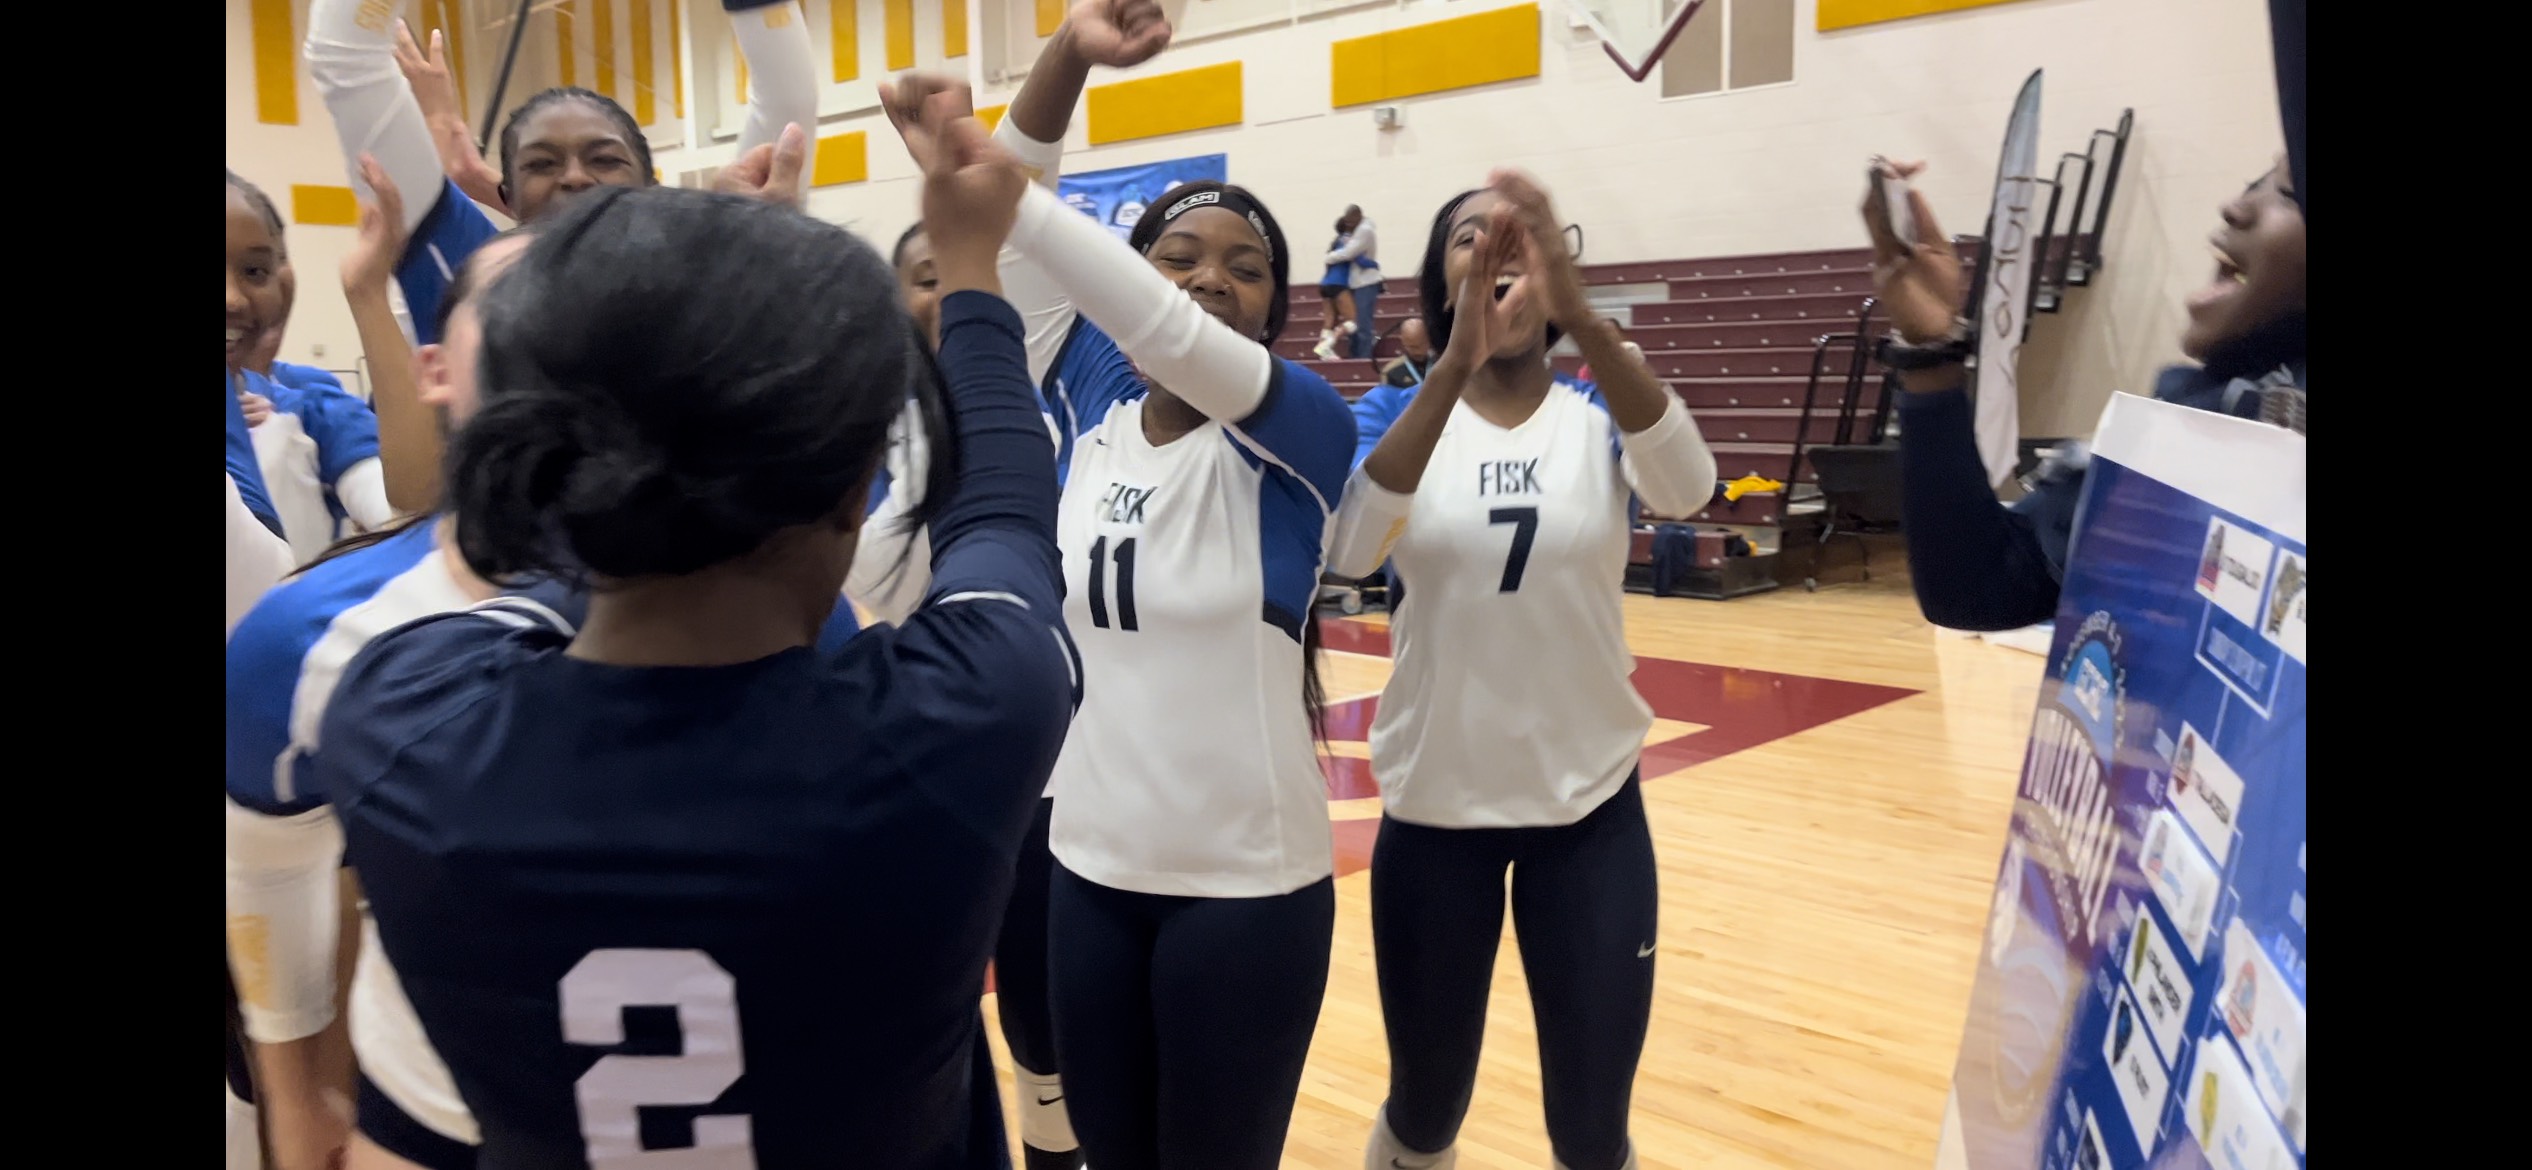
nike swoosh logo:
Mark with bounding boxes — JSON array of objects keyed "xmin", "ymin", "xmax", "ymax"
[
  {"xmin": 1637, "ymin": 943, "xmax": 1656, "ymax": 958},
  {"xmin": 1036, "ymin": 1094, "xmax": 1064, "ymax": 1106}
]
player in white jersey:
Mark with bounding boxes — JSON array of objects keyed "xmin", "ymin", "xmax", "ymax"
[
  {"xmin": 888, "ymin": 31, "xmax": 1352, "ymax": 1165},
  {"xmin": 1329, "ymin": 173, "xmax": 1719, "ymax": 1170}
]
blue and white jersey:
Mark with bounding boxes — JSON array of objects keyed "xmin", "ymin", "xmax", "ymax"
[
  {"xmin": 1046, "ymin": 322, "xmax": 1355, "ymax": 898},
  {"xmin": 396, "ymin": 178, "xmax": 506, "ymax": 347},
  {"xmin": 269, "ymin": 361, "xmax": 351, "ymax": 398},
  {"xmin": 1320, "ymin": 234, "xmax": 1352, "ymax": 290},
  {"xmin": 312, "ymin": 292, "xmax": 1069, "ymax": 1170},
  {"xmin": 243, "ymin": 366, "xmax": 386, "ymax": 564},
  {"xmin": 228, "ymin": 371, "xmax": 283, "ymax": 539},
  {"xmin": 1332, "ymin": 372, "xmax": 1715, "ymax": 829}
]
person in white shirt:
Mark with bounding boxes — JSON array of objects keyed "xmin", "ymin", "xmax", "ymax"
[
  {"xmin": 1328, "ymin": 171, "xmax": 1719, "ymax": 1170},
  {"xmin": 886, "ymin": 9, "xmax": 1355, "ymax": 1161},
  {"xmin": 1327, "ymin": 205, "xmax": 1383, "ymax": 357}
]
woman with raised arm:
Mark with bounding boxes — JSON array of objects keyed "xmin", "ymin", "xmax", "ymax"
[
  {"xmin": 1328, "ymin": 171, "xmax": 1718, "ymax": 1170},
  {"xmin": 224, "ymin": 173, "xmax": 892, "ymax": 1170},
  {"xmin": 889, "ymin": 31, "xmax": 1355, "ymax": 1166},
  {"xmin": 309, "ymin": 108, "xmax": 1070, "ymax": 1169},
  {"xmin": 305, "ymin": 0, "xmax": 812, "ymax": 345},
  {"xmin": 1869, "ymin": 154, "xmax": 2303, "ymax": 631}
]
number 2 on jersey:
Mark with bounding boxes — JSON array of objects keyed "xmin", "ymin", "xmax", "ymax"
[
  {"xmin": 1087, "ymin": 536, "xmax": 1140, "ymax": 630},
  {"xmin": 561, "ymin": 949, "xmax": 756, "ymax": 1168},
  {"xmin": 1490, "ymin": 507, "xmax": 1539, "ymax": 593}
]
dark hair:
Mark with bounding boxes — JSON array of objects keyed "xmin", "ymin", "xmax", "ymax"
[
  {"xmin": 295, "ymin": 512, "xmax": 436, "ymax": 576},
  {"xmin": 225, "ymin": 169, "xmax": 288, "ymax": 257},
  {"xmin": 495, "ymin": 87, "xmax": 657, "ymax": 197},
  {"xmin": 1123, "ymin": 181, "xmax": 1322, "ymax": 733},
  {"xmin": 1125, "ymin": 181, "xmax": 1293, "ymax": 343},
  {"xmin": 1421, "ymin": 189, "xmax": 1564, "ymax": 356},
  {"xmin": 448, "ymin": 186, "xmax": 935, "ymax": 585},
  {"xmin": 892, "ymin": 222, "xmax": 927, "ymax": 269}
]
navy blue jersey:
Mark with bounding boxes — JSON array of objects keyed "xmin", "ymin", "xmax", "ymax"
[{"xmin": 317, "ymin": 292, "xmax": 1072, "ymax": 1169}]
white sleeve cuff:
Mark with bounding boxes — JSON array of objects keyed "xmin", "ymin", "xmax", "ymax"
[
  {"xmin": 334, "ymin": 458, "xmax": 395, "ymax": 532},
  {"xmin": 992, "ymin": 117, "xmax": 1066, "ymax": 191},
  {"xmin": 1617, "ymin": 396, "xmax": 1720, "ymax": 518},
  {"xmin": 1327, "ymin": 465, "xmax": 1416, "ymax": 580},
  {"xmin": 730, "ymin": 1, "xmax": 820, "ymax": 174},
  {"xmin": 305, "ymin": 0, "xmax": 449, "ymax": 235}
]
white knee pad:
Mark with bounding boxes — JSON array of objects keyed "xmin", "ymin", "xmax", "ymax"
[
  {"xmin": 1365, "ymin": 1105, "xmax": 1455, "ymax": 1170},
  {"xmin": 1014, "ymin": 1068, "xmax": 1079, "ymax": 1152}
]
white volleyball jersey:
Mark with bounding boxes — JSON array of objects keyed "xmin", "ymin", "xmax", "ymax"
[
  {"xmin": 1046, "ymin": 324, "xmax": 1355, "ymax": 898},
  {"xmin": 1363, "ymin": 379, "xmax": 1689, "ymax": 829}
]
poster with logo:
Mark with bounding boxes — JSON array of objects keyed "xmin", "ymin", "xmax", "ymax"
[
  {"xmin": 1934, "ymin": 393, "xmax": 2305, "ymax": 1170},
  {"xmin": 1056, "ymin": 153, "xmax": 1229, "ymax": 243}
]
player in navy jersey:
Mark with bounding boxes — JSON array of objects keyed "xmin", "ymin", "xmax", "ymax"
[
  {"xmin": 314, "ymin": 128, "xmax": 1069, "ymax": 1170},
  {"xmin": 892, "ymin": 25, "xmax": 1352, "ymax": 1167},
  {"xmin": 859, "ymin": 217, "xmax": 1090, "ymax": 1170},
  {"xmin": 227, "ymin": 222, "xmax": 543, "ymax": 1170},
  {"xmin": 306, "ymin": 0, "xmax": 814, "ymax": 348},
  {"xmin": 1329, "ymin": 173, "xmax": 1719, "ymax": 1170}
]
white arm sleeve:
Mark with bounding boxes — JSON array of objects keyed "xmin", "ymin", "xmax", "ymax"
[
  {"xmin": 225, "ymin": 799, "xmax": 346, "ymax": 1043},
  {"xmin": 228, "ymin": 476, "xmax": 297, "ymax": 637},
  {"xmin": 991, "ymin": 119, "xmax": 1077, "ymax": 384},
  {"xmin": 1007, "ymin": 184, "xmax": 1272, "ymax": 422},
  {"xmin": 306, "ymin": 0, "xmax": 447, "ymax": 234},
  {"xmin": 729, "ymin": 1, "xmax": 820, "ymax": 196},
  {"xmin": 1617, "ymin": 395, "xmax": 1720, "ymax": 517},
  {"xmin": 334, "ymin": 458, "xmax": 395, "ymax": 532},
  {"xmin": 1327, "ymin": 465, "xmax": 1415, "ymax": 580},
  {"xmin": 844, "ymin": 400, "xmax": 934, "ymax": 625}
]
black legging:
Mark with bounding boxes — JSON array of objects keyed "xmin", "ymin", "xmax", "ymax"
[
  {"xmin": 226, "ymin": 960, "xmax": 255, "ymax": 1104},
  {"xmin": 1372, "ymin": 776, "xmax": 1658, "ymax": 1170},
  {"xmin": 1047, "ymin": 864, "xmax": 1334, "ymax": 1170},
  {"xmin": 995, "ymin": 798, "xmax": 1059, "ymax": 1077}
]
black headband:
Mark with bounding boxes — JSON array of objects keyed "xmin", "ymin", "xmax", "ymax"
[{"xmin": 1156, "ymin": 188, "xmax": 1274, "ymax": 264}]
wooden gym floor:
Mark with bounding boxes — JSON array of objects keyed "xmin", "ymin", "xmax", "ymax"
[{"xmin": 984, "ymin": 560, "xmax": 2046, "ymax": 1168}]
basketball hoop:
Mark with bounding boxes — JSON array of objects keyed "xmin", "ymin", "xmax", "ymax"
[{"xmin": 1562, "ymin": 0, "xmax": 1712, "ymax": 83}]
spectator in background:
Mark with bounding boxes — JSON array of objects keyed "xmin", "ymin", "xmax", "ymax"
[
  {"xmin": 1327, "ymin": 204, "xmax": 1383, "ymax": 358},
  {"xmin": 1872, "ymin": 0, "xmax": 2304, "ymax": 633},
  {"xmin": 1314, "ymin": 216, "xmax": 1359, "ymax": 361},
  {"xmin": 1379, "ymin": 317, "xmax": 1433, "ymax": 391}
]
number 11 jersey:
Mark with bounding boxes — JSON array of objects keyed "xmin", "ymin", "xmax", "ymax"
[{"xmin": 1045, "ymin": 323, "xmax": 1355, "ymax": 899}]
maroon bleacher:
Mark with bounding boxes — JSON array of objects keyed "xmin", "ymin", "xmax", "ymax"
[{"xmin": 1279, "ymin": 245, "xmax": 1960, "ymax": 519}]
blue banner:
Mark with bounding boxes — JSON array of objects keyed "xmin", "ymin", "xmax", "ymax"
[
  {"xmin": 1056, "ymin": 154, "xmax": 1229, "ymax": 243},
  {"xmin": 1937, "ymin": 395, "xmax": 2305, "ymax": 1170}
]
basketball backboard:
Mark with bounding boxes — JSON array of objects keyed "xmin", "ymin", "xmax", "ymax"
[{"xmin": 1563, "ymin": 0, "xmax": 1712, "ymax": 83}]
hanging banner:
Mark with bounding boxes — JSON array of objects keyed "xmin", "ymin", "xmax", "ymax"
[
  {"xmin": 1935, "ymin": 393, "xmax": 2305, "ymax": 1170},
  {"xmin": 1968, "ymin": 70, "xmax": 2043, "ymax": 488},
  {"xmin": 1055, "ymin": 153, "xmax": 1230, "ymax": 243}
]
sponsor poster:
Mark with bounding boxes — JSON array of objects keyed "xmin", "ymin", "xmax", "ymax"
[
  {"xmin": 1935, "ymin": 394, "xmax": 2306, "ymax": 1170},
  {"xmin": 1055, "ymin": 153, "xmax": 1230, "ymax": 243}
]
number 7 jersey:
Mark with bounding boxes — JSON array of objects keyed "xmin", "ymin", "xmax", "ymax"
[
  {"xmin": 1368, "ymin": 378, "xmax": 1689, "ymax": 829},
  {"xmin": 1046, "ymin": 324, "xmax": 1356, "ymax": 899}
]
